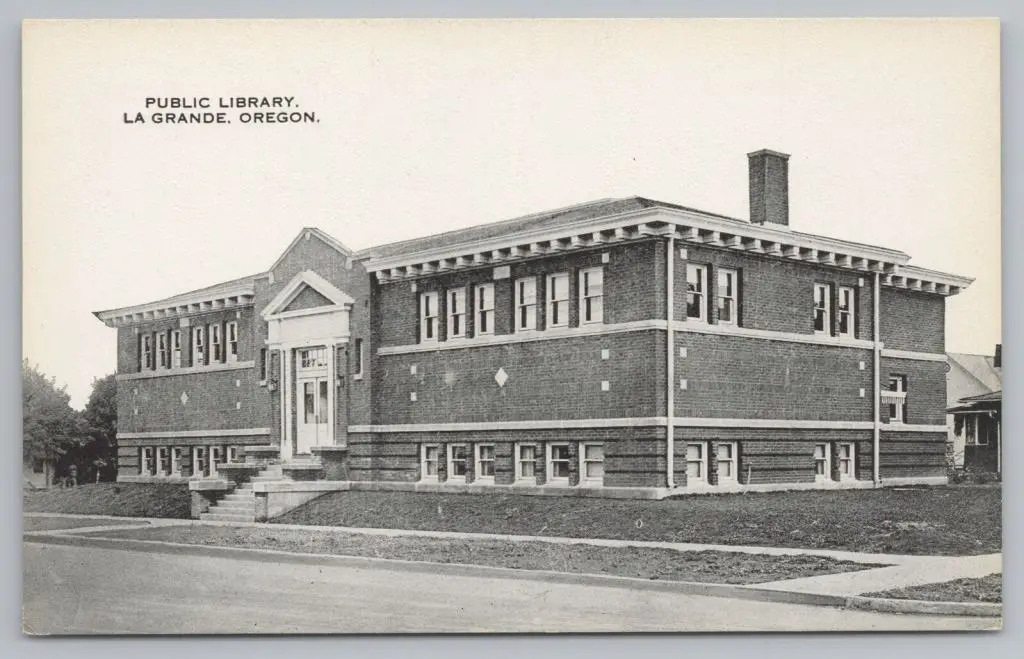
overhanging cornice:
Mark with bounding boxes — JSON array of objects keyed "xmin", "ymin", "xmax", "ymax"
[
  {"xmin": 94, "ymin": 286, "xmax": 256, "ymax": 328},
  {"xmin": 362, "ymin": 206, "xmax": 970, "ymax": 296}
]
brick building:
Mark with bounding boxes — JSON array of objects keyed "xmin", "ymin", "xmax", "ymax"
[{"xmin": 95, "ymin": 149, "xmax": 973, "ymax": 506}]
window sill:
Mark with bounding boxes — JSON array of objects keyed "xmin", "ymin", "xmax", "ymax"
[
  {"xmin": 353, "ymin": 374, "xmax": 363, "ymax": 381},
  {"xmin": 117, "ymin": 360, "xmax": 256, "ymax": 381}
]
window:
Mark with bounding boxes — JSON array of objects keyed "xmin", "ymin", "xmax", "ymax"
[
  {"xmin": 353, "ymin": 339, "xmax": 363, "ymax": 378},
  {"xmin": 141, "ymin": 334, "xmax": 153, "ymax": 370},
  {"xmin": 837, "ymin": 443, "xmax": 856, "ymax": 480},
  {"xmin": 192, "ymin": 326, "xmax": 205, "ymax": 366},
  {"xmin": 475, "ymin": 444, "xmax": 495, "ymax": 482},
  {"xmin": 686, "ymin": 442, "xmax": 707, "ymax": 483},
  {"xmin": 259, "ymin": 348, "xmax": 268, "ymax": 381},
  {"xmin": 227, "ymin": 446, "xmax": 240, "ymax": 463},
  {"xmin": 964, "ymin": 416, "xmax": 988, "ymax": 446},
  {"xmin": 838, "ymin": 286, "xmax": 855, "ymax": 338},
  {"xmin": 299, "ymin": 347, "xmax": 327, "ymax": 369},
  {"xmin": 887, "ymin": 375, "xmax": 908, "ymax": 423},
  {"xmin": 171, "ymin": 330, "xmax": 182, "ymax": 369},
  {"xmin": 171, "ymin": 447, "xmax": 183, "ymax": 476},
  {"xmin": 546, "ymin": 272, "xmax": 569, "ymax": 328},
  {"xmin": 716, "ymin": 442, "xmax": 738, "ymax": 482},
  {"xmin": 813, "ymin": 443, "xmax": 831, "ymax": 482},
  {"xmin": 158, "ymin": 332, "xmax": 169, "ymax": 369},
  {"xmin": 210, "ymin": 446, "xmax": 226, "ymax": 475},
  {"xmin": 547, "ymin": 443, "xmax": 571, "ymax": 481},
  {"xmin": 516, "ymin": 444, "xmax": 537, "ymax": 481},
  {"xmin": 516, "ymin": 277, "xmax": 538, "ymax": 331},
  {"xmin": 581, "ymin": 443, "xmax": 604, "ymax": 482},
  {"xmin": 420, "ymin": 291, "xmax": 439, "ymax": 342},
  {"xmin": 447, "ymin": 288, "xmax": 467, "ymax": 338},
  {"xmin": 717, "ymin": 269, "xmax": 738, "ymax": 325},
  {"xmin": 475, "ymin": 283, "xmax": 494, "ymax": 335},
  {"xmin": 421, "ymin": 444, "xmax": 440, "ymax": 480},
  {"xmin": 211, "ymin": 324, "xmax": 223, "ymax": 363},
  {"xmin": 814, "ymin": 283, "xmax": 832, "ymax": 335},
  {"xmin": 447, "ymin": 444, "xmax": 469, "ymax": 482},
  {"xmin": 580, "ymin": 267, "xmax": 604, "ymax": 324},
  {"xmin": 141, "ymin": 447, "xmax": 155, "ymax": 476},
  {"xmin": 226, "ymin": 321, "xmax": 239, "ymax": 362},
  {"xmin": 192, "ymin": 446, "xmax": 207, "ymax": 478},
  {"xmin": 158, "ymin": 447, "xmax": 171, "ymax": 476},
  {"xmin": 686, "ymin": 264, "xmax": 708, "ymax": 322}
]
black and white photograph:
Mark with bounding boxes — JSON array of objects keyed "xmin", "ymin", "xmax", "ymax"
[{"xmin": 20, "ymin": 18, "xmax": 1001, "ymax": 634}]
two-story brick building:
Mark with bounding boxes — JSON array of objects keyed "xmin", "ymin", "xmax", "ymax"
[{"xmin": 96, "ymin": 149, "xmax": 973, "ymax": 509}]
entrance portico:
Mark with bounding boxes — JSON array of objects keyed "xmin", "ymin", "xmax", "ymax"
[{"xmin": 261, "ymin": 270, "xmax": 354, "ymax": 461}]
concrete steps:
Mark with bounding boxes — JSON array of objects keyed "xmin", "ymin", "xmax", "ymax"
[{"xmin": 199, "ymin": 463, "xmax": 280, "ymax": 523}]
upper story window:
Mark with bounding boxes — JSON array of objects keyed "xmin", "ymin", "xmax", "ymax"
[
  {"xmin": 475, "ymin": 283, "xmax": 494, "ymax": 335},
  {"xmin": 686, "ymin": 264, "xmax": 708, "ymax": 322},
  {"xmin": 157, "ymin": 332, "xmax": 169, "ymax": 369},
  {"xmin": 226, "ymin": 321, "xmax": 239, "ymax": 362},
  {"xmin": 259, "ymin": 347, "xmax": 268, "ymax": 381},
  {"xmin": 580, "ymin": 267, "xmax": 604, "ymax": 324},
  {"xmin": 211, "ymin": 324, "xmax": 223, "ymax": 362},
  {"xmin": 838, "ymin": 286, "xmax": 855, "ymax": 338},
  {"xmin": 299, "ymin": 347, "xmax": 327, "ymax": 369},
  {"xmin": 192, "ymin": 326, "xmax": 205, "ymax": 366},
  {"xmin": 813, "ymin": 283, "xmax": 832, "ymax": 335},
  {"xmin": 887, "ymin": 374, "xmax": 908, "ymax": 423},
  {"xmin": 516, "ymin": 277, "xmax": 538, "ymax": 331},
  {"xmin": 717, "ymin": 268, "xmax": 738, "ymax": 325},
  {"xmin": 171, "ymin": 330, "xmax": 182, "ymax": 369},
  {"xmin": 419, "ymin": 291, "xmax": 439, "ymax": 343},
  {"xmin": 141, "ymin": 334, "xmax": 153, "ymax": 370},
  {"xmin": 546, "ymin": 272, "xmax": 569, "ymax": 328},
  {"xmin": 353, "ymin": 338, "xmax": 364, "ymax": 378},
  {"xmin": 447, "ymin": 288, "xmax": 466, "ymax": 339}
]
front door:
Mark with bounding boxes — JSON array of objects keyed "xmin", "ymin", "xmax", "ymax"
[{"xmin": 295, "ymin": 347, "xmax": 330, "ymax": 455}]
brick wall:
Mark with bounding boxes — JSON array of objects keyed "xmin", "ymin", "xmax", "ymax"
[
  {"xmin": 880, "ymin": 357, "xmax": 947, "ymax": 425},
  {"xmin": 373, "ymin": 330, "xmax": 664, "ymax": 424},
  {"xmin": 674, "ymin": 334, "xmax": 873, "ymax": 420},
  {"xmin": 676, "ymin": 244, "xmax": 874, "ymax": 337},
  {"xmin": 372, "ymin": 240, "xmax": 663, "ymax": 349},
  {"xmin": 879, "ymin": 431, "xmax": 947, "ymax": 478},
  {"xmin": 880, "ymin": 288, "xmax": 945, "ymax": 353},
  {"xmin": 117, "ymin": 367, "xmax": 268, "ymax": 434},
  {"xmin": 347, "ymin": 427, "xmax": 668, "ymax": 488}
]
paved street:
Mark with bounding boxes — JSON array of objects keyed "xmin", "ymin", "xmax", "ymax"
[{"xmin": 22, "ymin": 541, "xmax": 999, "ymax": 634}]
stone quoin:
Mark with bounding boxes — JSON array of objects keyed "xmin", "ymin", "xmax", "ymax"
[{"xmin": 94, "ymin": 149, "xmax": 972, "ymax": 511}]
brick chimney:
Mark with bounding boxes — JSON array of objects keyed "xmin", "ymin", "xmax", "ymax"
[{"xmin": 748, "ymin": 149, "xmax": 790, "ymax": 226}]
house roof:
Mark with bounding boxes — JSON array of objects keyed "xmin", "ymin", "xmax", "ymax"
[
  {"xmin": 355, "ymin": 197, "xmax": 751, "ymax": 261},
  {"xmin": 960, "ymin": 390, "xmax": 1002, "ymax": 403},
  {"xmin": 947, "ymin": 352, "xmax": 1002, "ymax": 393}
]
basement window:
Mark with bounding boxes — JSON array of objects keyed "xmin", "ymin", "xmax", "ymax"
[
  {"xmin": 516, "ymin": 443, "xmax": 537, "ymax": 482},
  {"xmin": 686, "ymin": 442, "xmax": 707, "ymax": 483},
  {"xmin": 580, "ymin": 442, "xmax": 604, "ymax": 483},
  {"xmin": 447, "ymin": 444, "xmax": 469, "ymax": 482},
  {"xmin": 837, "ymin": 442, "xmax": 856, "ymax": 480},
  {"xmin": 475, "ymin": 444, "xmax": 495, "ymax": 482},
  {"xmin": 814, "ymin": 443, "xmax": 831, "ymax": 482},
  {"xmin": 716, "ymin": 442, "xmax": 738, "ymax": 482},
  {"xmin": 547, "ymin": 443, "xmax": 571, "ymax": 481},
  {"xmin": 421, "ymin": 444, "xmax": 440, "ymax": 481}
]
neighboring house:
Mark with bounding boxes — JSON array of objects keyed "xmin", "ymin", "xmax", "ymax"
[
  {"xmin": 94, "ymin": 149, "xmax": 973, "ymax": 498},
  {"xmin": 23, "ymin": 457, "xmax": 54, "ymax": 489},
  {"xmin": 947, "ymin": 348, "xmax": 1002, "ymax": 474}
]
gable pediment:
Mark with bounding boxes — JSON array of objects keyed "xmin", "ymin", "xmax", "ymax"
[{"xmin": 261, "ymin": 270, "xmax": 354, "ymax": 320}]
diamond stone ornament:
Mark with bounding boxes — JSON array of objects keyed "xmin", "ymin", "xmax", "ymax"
[
  {"xmin": 494, "ymin": 367, "xmax": 509, "ymax": 388},
  {"xmin": 180, "ymin": 391, "xmax": 189, "ymax": 406}
]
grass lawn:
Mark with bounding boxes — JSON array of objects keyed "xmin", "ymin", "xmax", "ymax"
[
  {"xmin": 22, "ymin": 483, "xmax": 191, "ymax": 519},
  {"xmin": 22, "ymin": 516, "xmax": 153, "ymax": 532},
  {"xmin": 273, "ymin": 485, "xmax": 1000, "ymax": 556},
  {"xmin": 864, "ymin": 574, "xmax": 1002, "ymax": 604},
  {"xmin": 78, "ymin": 524, "xmax": 884, "ymax": 585}
]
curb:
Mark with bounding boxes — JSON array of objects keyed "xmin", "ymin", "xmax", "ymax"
[
  {"xmin": 844, "ymin": 595, "xmax": 1001, "ymax": 618},
  {"xmin": 23, "ymin": 531, "xmax": 852, "ymax": 610}
]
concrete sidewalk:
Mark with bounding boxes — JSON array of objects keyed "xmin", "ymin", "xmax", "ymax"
[{"xmin": 22, "ymin": 512, "xmax": 1003, "ymax": 616}]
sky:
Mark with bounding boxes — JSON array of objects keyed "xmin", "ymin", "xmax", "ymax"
[{"xmin": 22, "ymin": 19, "xmax": 1000, "ymax": 409}]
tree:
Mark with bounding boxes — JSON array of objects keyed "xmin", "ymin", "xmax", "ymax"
[
  {"xmin": 22, "ymin": 360, "xmax": 82, "ymax": 485},
  {"xmin": 79, "ymin": 374, "xmax": 118, "ymax": 482}
]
